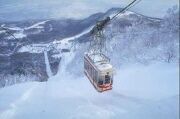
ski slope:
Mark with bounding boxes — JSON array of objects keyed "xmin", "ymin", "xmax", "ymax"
[
  {"xmin": 24, "ymin": 20, "xmax": 49, "ymax": 30},
  {"xmin": 44, "ymin": 51, "xmax": 53, "ymax": 77}
]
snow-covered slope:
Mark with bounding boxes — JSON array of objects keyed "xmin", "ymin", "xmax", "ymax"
[
  {"xmin": 0, "ymin": 62, "xmax": 179, "ymax": 119},
  {"xmin": 44, "ymin": 51, "xmax": 53, "ymax": 77},
  {"xmin": 24, "ymin": 20, "xmax": 49, "ymax": 30}
]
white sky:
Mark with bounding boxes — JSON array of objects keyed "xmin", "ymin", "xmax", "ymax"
[{"xmin": 0, "ymin": 0, "xmax": 179, "ymax": 21}]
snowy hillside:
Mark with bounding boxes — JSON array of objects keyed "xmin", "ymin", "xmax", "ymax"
[{"xmin": 0, "ymin": 60, "xmax": 179, "ymax": 119}]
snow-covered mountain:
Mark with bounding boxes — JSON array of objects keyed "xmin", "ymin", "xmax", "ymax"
[
  {"xmin": 0, "ymin": 6, "xmax": 179, "ymax": 119},
  {"xmin": 0, "ymin": 7, "xmax": 179, "ymax": 87},
  {"xmin": 0, "ymin": 10, "xmax": 103, "ymax": 86}
]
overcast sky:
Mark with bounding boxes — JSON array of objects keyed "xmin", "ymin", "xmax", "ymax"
[{"xmin": 0, "ymin": 0, "xmax": 179, "ymax": 21}]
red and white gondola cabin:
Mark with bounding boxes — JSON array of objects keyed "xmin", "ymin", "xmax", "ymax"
[{"xmin": 84, "ymin": 53, "xmax": 113, "ymax": 92}]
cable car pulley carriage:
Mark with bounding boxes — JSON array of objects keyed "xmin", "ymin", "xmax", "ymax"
[{"xmin": 84, "ymin": 0, "xmax": 142, "ymax": 92}]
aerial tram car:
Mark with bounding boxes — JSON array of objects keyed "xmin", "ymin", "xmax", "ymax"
[
  {"xmin": 84, "ymin": 53, "xmax": 113, "ymax": 92},
  {"xmin": 84, "ymin": 0, "xmax": 141, "ymax": 92}
]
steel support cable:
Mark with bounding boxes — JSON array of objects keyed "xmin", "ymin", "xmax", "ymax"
[
  {"xmin": 110, "ymin": 0, "xmax": 139, "ymax": 20},
  {"xmin": 126, "ymin": 0, "xmax": 142, "ymax": 11},
  {"xmin": 0, "ymin": 26, "xmax": 18, "ymax": 41},
  {"xmin": 0, "ymin": 26, "xmax": 29, "ymax": 54}
]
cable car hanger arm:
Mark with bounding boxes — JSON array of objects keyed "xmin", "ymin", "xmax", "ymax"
[{"xmin": 90, "ymin": 0, "xmax": 141, "ymax": 35}]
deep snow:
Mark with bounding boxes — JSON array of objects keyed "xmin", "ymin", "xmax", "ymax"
[{"xmin": 0, "ymin": 61, "xmax": 179, "ymax": 119}]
